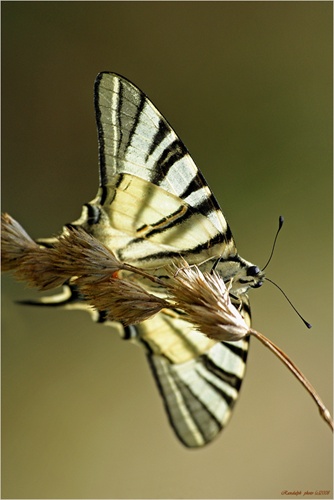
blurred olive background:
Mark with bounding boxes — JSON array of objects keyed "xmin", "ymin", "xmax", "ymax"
[{"xmin": 2, "ymin": 2, "xmax": 332, "ymax": 499}]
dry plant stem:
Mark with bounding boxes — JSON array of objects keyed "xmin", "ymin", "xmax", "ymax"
[
  {"xmin": 122, "ymin": 262, "xmax": 166, "ymax": 287},
  {"xmin": 249, "ymin": 328, "xmax": 334, "ymax": 432}
]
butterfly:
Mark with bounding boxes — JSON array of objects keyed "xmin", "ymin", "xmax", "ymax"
[{"xmin": 21, "ymin": 73, "xmax": 264, "ymax": 448}]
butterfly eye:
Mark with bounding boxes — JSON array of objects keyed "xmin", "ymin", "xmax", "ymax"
[{"xmin": 247, "ymin": 265, "xmax": 261, "ymax": 277}]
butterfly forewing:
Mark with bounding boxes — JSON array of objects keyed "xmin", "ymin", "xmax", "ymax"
[{"xmin": 95, "ymin": 73, "xmax": 234, "ymax": 241}]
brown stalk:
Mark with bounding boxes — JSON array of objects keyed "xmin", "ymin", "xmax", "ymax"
[{"xmin": 249, "ymin": 328, "xmax": 334, "ymax": 432}]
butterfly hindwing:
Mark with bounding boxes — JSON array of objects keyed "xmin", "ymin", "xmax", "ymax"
[{"xmin": 125, "ymin": 296, "xmax": 250, "ymax": 448}]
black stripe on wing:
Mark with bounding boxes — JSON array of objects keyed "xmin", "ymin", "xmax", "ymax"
[
  {"xmin": 151, "ymin": 139, "xmax": 188, "ymax": 185},
  {"xmin": 146, "ymin": 119, "xmax": 170, "ymax": 162},
  {"xmin": 202, "ymin": 354, "xmax": 244, "ymax": 392},
  {"xmin": 134, "ymin": 200, "xmax": 226, "ymax": 243},
  {"xmin": 125, "ymin": 89, "xmax": 146, "ymax": 155},
  {"xmin": 120, "ymin": 232, "xmax": 226, "ymax": 264},
  {"xmin": 94, "ymin": 72, "xmax": 108, "ymax": 187}
]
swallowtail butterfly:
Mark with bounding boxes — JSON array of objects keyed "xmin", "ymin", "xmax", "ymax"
[{"xmin": 20, "ymin": 73, "xmax": 265, "ymax": 447}]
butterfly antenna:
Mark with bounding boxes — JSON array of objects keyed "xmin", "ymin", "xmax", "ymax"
[
  {"xmin": 261, "ymin": 215, "xmax": 284, "ymax": 271},
  {"xmin": 266, "ymin": 277, "xmax": 312, "ymax": 329}
]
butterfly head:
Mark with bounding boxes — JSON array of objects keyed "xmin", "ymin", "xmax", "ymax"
[{"xmin": 214, "ymin": 256, "xmax": 264, "ymax": 296}]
